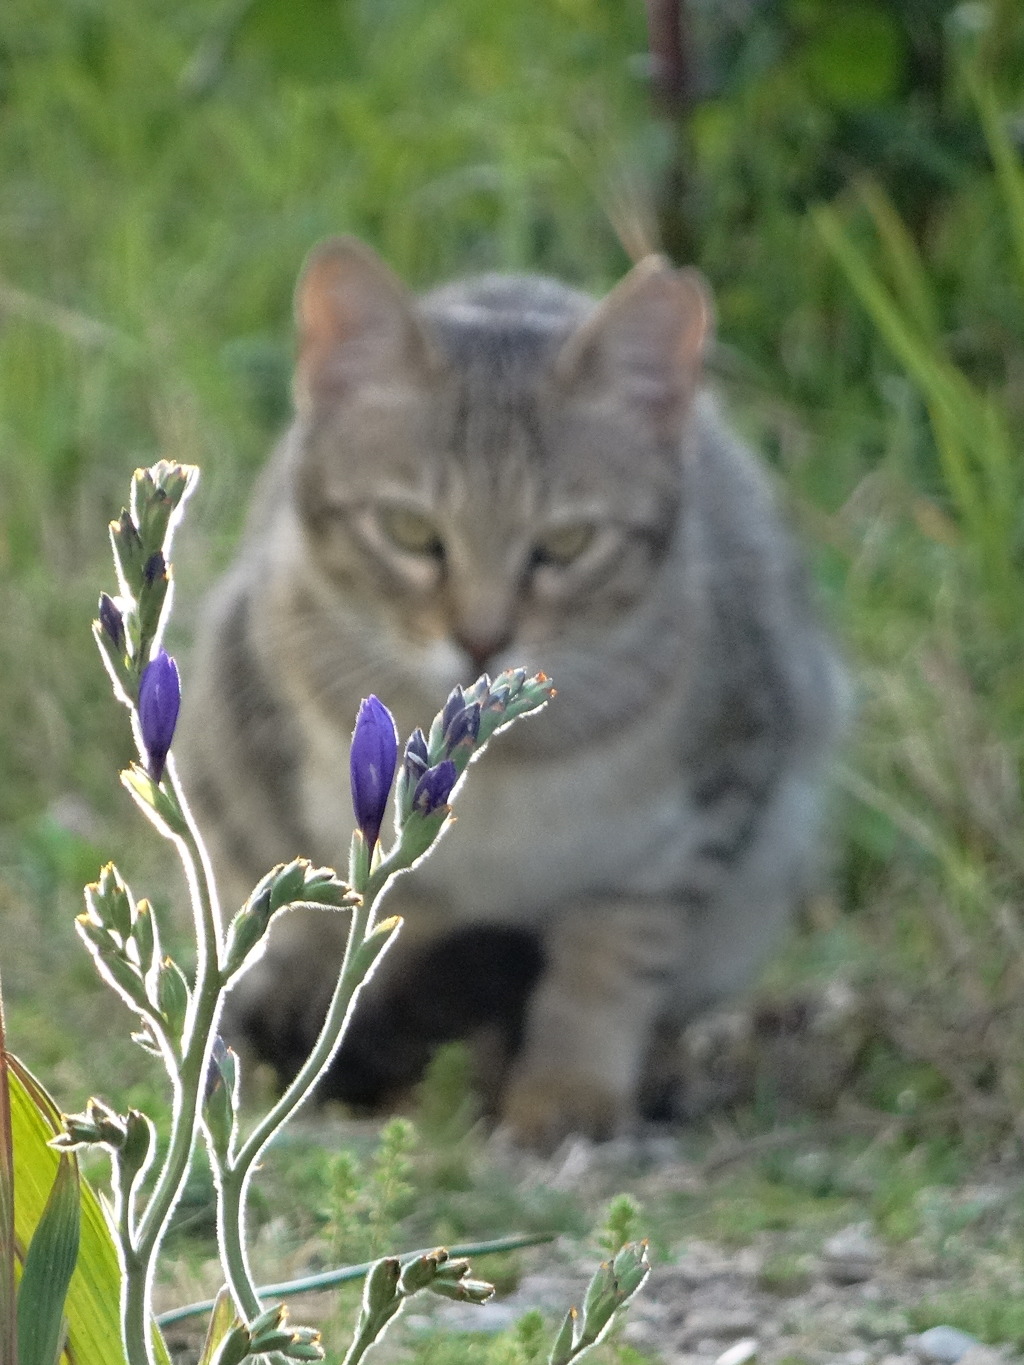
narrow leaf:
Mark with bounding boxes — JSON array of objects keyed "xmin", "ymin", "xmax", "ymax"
[
  {"xmin": 16, "ymin": 1154, "xmax": 81, "ymax": 1365},
  {"xmin": 975, "ymin": 80, "xmax": 1024, "ymax": 295},
  {"xmin": 197, "ymin": 1287, "xmax": 241, "ymax": 1365}
]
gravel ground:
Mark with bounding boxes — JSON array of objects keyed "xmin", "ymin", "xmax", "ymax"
[{"xmin": 394, "ymin": 1131, "xmax": 1024, "ymax": 1365}]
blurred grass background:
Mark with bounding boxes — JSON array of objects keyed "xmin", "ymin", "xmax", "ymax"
[{"xmin": 1, "ymin": 0, "xmax": 1023, "ymax": 1147}]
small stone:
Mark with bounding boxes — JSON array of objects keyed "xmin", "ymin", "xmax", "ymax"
[
  {"xmin": 715, "ymin": 1338, "xmax": 759, "ymax": 1365},
  {"xmin": 911, "ymin": 1326, "xmax": 982, "ymax": 1364},
  {"xmin": 822, "ymin": 1223, "xmax": 882, "ymax": 1284}
]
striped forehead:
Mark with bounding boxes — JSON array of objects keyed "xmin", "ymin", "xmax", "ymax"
[{"xmin": 428, "ymin": 310, "xmax": 564, "ymax": 502}]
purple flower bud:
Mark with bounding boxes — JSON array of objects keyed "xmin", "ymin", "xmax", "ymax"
[
  {"xmin": 143, "ymin": 549, "xmax": 167, "ymax": 586},
  {"xmin": 138, "ymin": 650, "xmax": 181, "ymax": 782},
  {"xmin": 483, "ymin": 684, "xmax": 510, "ymax": 714},
  {"xmin": 412, "ymin": 760, "xmax": 457, "ymax": 816},
  {"xmin": 440, "ymin": 686, "xmax": 466, "ymax": 734},
  {"xmin": 98, "ymin": 593, "xmax": 125, "ymax": 651},
  {"xmin": 350, "ymin": 695, "xmax": 399, "ymax": 848},
  {"xmin": 204, "ymin": 1034, "xmax": 230, "ymax": 1103},
  {"xmin": 444, "ymin": 701, "xmax": 481, "ymax": 755},
  {"xmin": 402, "ymin": 727, "xmax": 429, "ymax": 784},
  {"xmin": 465, "ymin": 673, "xmax": 491, "ymax": 704}
]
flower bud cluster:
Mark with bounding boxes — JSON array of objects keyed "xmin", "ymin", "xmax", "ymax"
[
  {"xmin": 54, "ymin": 1100, "xmax": 155, "ymax": 1195},
  {"xmin": 95, "ymin": 462, "xmax": 197, "ymax": 704},
  {"xmin": 76, "ymin": 862, "xmax": 191, "ymax": 1049},
  {"xmin": 347, "ymin": 1248, "xmax": 495, "ymax": 1359},
  {"xmin": 214, "ymin": 1303, "xmax": 323, "ymax": 1364},
  {"xmin": 426, "ymin": 668, "xmax": 555, "ymax": 775},
  {"xmin": 223, "ymin": 858, "xmax": 354, "ymax": 979},
  {"xmin": 94, "ymin": 461, "xmax": 196, "ymax": 788},
  {"xmin": 345, "ymin": 670, "xmax": 554, "ymax": 893},
  {"xmin": 548, "ymin": 1241, "xmax": 650, "ymax": 1365}
]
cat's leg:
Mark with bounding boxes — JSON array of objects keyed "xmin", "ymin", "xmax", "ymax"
[
  {"xmin": 500, "ymin": 898, "xmax": 684, "ymax": 1149},
  {"xmin": 227, "ymin": 882, "xmax": 545, "ymax": 1108},
  {"xmin": 329, "ymin": 912, "xmax": 543, "ymax": 1107}
]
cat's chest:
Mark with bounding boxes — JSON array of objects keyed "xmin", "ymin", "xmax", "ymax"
[
  {"xmin": 297, "ymin": 688, "xmax": 693, "ymax": 918},
  {"xmin": 416, "ymin": 729, "xmax": 691, "ymax": 916}
]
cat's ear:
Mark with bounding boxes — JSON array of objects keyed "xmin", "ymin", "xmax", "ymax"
[
  {"xmin": 554, "ymin": 256, "xmax": 711, "ymax": 423},
  {"xmin": 293, "ymin": 237, "xmax": 439, "ymax": 409}
]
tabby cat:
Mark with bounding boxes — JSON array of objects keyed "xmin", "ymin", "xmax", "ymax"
[{"xmin": 177, "ymin": 237, "xmax": 847, "ymax": 1148}]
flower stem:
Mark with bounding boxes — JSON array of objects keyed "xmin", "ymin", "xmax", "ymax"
[
  {"xmin": 219, "ymin": 854, "xmax": 398, "ymax": 1322},
  {"xmin": 121, "ymin": 759, "xmax": 226, "ymax": 1349}
]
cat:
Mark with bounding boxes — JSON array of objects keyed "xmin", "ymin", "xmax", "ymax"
[{"xmin": 176, "ymin": 236, "xmax": 848, "ymax": 1149}]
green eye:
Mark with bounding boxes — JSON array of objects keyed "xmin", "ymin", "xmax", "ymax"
[
  {"xmin": 532, "ymin": 523, "xmax": 595, "ymax": 567},
  {"xmin": 378, "ymin": 506, "xmax": 443, "ymax": 557}
]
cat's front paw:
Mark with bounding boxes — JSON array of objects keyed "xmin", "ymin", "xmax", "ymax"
[{"xmin": 500, "ymin": 1069, "xmax": 629, "ymax": 1151}]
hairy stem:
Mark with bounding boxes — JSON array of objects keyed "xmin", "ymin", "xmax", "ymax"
[
  {"xmin": 219, "ymin": 854, "xmax": 398, "ymax": 1322},
  {"xmin": 121, "ymin": 1247, "xmax": 155, "ymax": 1365},
  {"xmin": 122, "ymin": 759, "xmax": 226, "ymax": 1348}
]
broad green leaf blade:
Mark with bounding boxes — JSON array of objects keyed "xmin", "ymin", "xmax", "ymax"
[
  {"xmin": 0, "ymin": 976, "xmax": 17, "ymax": 1365},
  {"xmin": 16, "ymin": 1154, "xmax": 80, "ymax": 1365},
  {"xmin": 8, "ymin": 1057, "xmax": 172, "ymax": 1365}
]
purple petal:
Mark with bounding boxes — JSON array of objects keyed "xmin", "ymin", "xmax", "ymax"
[
  {"xmin": 138, "ymin": 650, "xmax": 181, "ymax": 782},
  {"xmin": 350, "ymin": 695, "xmax": 399, "ymax": 847}
]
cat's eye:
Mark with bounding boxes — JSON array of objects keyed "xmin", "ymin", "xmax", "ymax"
[
  {"xmin": 377, "ymin": 506, "xmax": 443, "ymax": 558},
  {"xmin": 531, "ymin": 523, "xmax": 595, "ymax": 568}
]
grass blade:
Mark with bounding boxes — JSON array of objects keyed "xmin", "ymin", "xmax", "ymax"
[
  {"xmin": 16, "ymin": 1154, "xmax": 80, "ymax": 1365},
  {"xmin": 856, "ymin": 180, "xmax": 941, "ymax": 343},
  {"xmin": 975, "ymin": 80, "xmax": 1024, "ymax": 294}
]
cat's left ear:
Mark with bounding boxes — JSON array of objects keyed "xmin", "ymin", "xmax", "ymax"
[{"xmin": 554, "ymin": 256, "xmax": 711, "ymax": 424}]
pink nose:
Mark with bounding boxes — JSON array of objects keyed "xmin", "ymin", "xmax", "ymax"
[{"xmin": 453, "ymin": 626, "xmax": 513, "ymax": 673}]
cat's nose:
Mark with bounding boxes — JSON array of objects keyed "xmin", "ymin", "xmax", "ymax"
[{"xmin": 453, "ymin": 626, "xmax": 514, "ymax": 674}]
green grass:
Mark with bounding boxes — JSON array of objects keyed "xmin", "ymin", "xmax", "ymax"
[{"xmin": 2, "ymin": 0, "xmax": 1024, "ymax": 1350}]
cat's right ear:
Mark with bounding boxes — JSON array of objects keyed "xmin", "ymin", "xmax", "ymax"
[{"xmin": 293, "ymin": 237, "xmax": 439, "ymax": 411}]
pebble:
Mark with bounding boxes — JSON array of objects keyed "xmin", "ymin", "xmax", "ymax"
[
  {"xmin": 822, "ymin": 1223, "xmax": 882, "ymax": 1284},
  {"xmin": 910, "ymin": 1326, "xmax": 982, "ymax": 1364},
  {"xmin": 715, "ymin": 1338, "xmax": 759, "ymax": 1365}
]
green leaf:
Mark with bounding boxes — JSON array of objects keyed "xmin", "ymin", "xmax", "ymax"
[
  {"xmin": 8, "ymin": 1056, "xmax": 173, "ymax": 1365},
  {"xmin": 16, "ymin": 1153, "xmax": 80, "ymax": 1365},
  {"xmin": 196, "ymin": 1286, "xmax": 241, "ymax": 1365}
]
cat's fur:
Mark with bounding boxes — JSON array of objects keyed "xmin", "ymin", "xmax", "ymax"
[{"xmin": 177, "ymin": 238, "xmax": 847, "ymax": 1148}]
